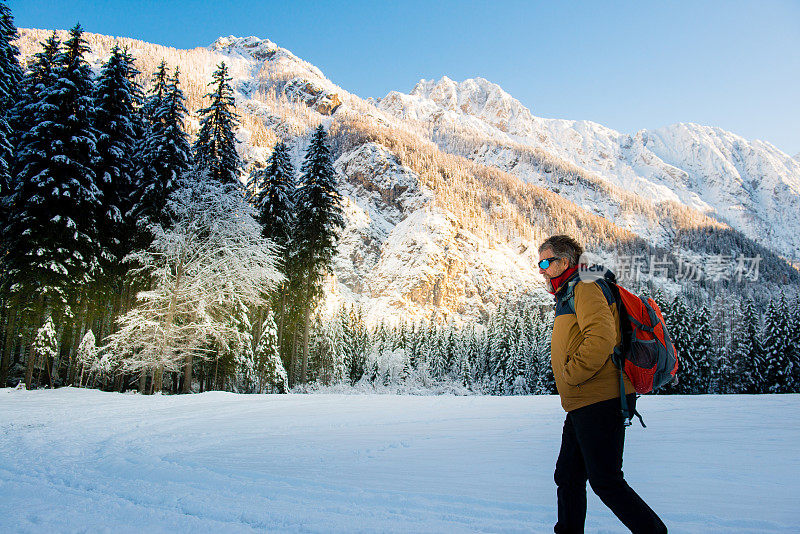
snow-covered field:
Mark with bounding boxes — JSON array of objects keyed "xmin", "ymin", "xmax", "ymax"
[{"xmin": 1, "ymin": 389, "xmax": 797, "ymax": 533}]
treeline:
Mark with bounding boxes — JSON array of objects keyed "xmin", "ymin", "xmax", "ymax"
[
  {"xmin": 302, "ymin": 287, "xmax": 800, "ymax": 395},
  {"xmin": 0, "ymin": 11, "xmax": 343, "ymax": 393}
]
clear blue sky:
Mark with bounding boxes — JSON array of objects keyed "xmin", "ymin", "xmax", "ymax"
[{"xmin": 9, "ymin": 0, "xmax": 800, "ymax": 155}]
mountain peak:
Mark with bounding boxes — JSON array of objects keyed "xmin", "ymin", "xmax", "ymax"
[
  {"xmin": 208, "ymin": 34, "xmax": 326, "ymax": 82},
  {"xmin": 407, "ymin": 76, "xmax": 535, "ymax": 135},
  {"xmin": 209, "ymin": 35, "xmax": 279, "ymax": 58}
]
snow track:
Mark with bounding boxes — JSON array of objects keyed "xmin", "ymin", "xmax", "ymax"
[{"xmin": 1, "ymin": 389, "xmax": 797, "ymax": 533}]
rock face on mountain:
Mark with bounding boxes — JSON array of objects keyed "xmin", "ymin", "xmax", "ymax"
[
  {"xmin": 331, "ymin": 142, "xmax": 541, "ymax": 323},
  {"xmin": 379, "ymin": 77, "xmax": 800, "ymax": 260},
  {"xmin": 284, "ymin": 78, "xmax": 341, "ymax": 115}
]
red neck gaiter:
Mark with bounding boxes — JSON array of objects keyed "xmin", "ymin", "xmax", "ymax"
[{"xmin": 548, "ymin": 265, "xmax": 578, "ymax": 295}]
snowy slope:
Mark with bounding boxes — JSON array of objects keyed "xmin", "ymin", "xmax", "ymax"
[
  {"xmin": 378, "ymin": 77, "xmax": 800, "ymax": 259},
  {"xmin": 639, "ymin": 124, "xmax": 800, "ymax": 255},
  {"xmin": 1, "ymin": 387, "xmax": 799, "ymax": 533}
]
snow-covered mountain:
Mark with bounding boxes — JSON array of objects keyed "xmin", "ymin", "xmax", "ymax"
[
  {"xmin": 14, "ymin": 30, "xmax": 800, "ymax": 324},
  {"xmin": 378, "ymin": 77, "xmax": 800, "ymax": 260}
]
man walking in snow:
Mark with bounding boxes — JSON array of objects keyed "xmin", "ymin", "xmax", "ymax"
[{"xmin": 538, "ymin": 235, "xmax": 667, "ymax": 533}]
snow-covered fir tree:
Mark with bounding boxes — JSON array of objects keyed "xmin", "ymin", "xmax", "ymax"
[
  {"xmin": 133, "ymin": 64, "xmax": 191, "ymax": 235},
  {"xmin": 248, "ymin": 141, "xmax": 295, "ymax": 248},
  {"xmin": 248, "ymin": 142, "xmax": 297, "ymax": 380},
  {"xmin": 29, "ymin": 316, "xmax": 58, "ymax": 388},
  {"xmin": 76, "ymin": 330, "xmax": 97, "ymax": 387},
  {"xmin": 791, "ymin": 294, "xmax": 800, "ymax": 392},
  {"xmin": 487, "ymin": 306, "xmax": 513, "ymax": 394},
  {"xmin": 341, "ymin": 305, "xmax": 368, "ymax": 385},
  {"xmin": 428, "ymin": 326, "xmax": 447, "ymax": 380},
  {"xmin": 292, "ymin": 125, "xmax": 345, "ymax": 384},
  {"xmin": 664, "ymin": 294, "xmax": 695, "ymax": 394},
  {"xmin": 255, "ymin": 310, "xmax": 287, "ymax": 393},
  {"xmin": 3, "ymin": 25, "xmax": 100, "ymax": 313},
  {"xmin": 727, "ymin": 297, "xmax": 764, "ymax": 393},
  {"xmin": 0, "ymin": 0, "xmax": 22, "ymax": 205},
  {"xmin": 93, "ymin": 45, "xmax": 143, "ymax": 293},
  {"xmin": 534, "ymin": 311, "xmax": 556, "ymax": 394},
  {"xmin": 311, "ymin": 312, "xmax": 346, "ymax": 385},
  {"xmin": 692, "ymin": 304, "xmax": 714, "ymax": 393},
  {"xmin": 208, "ymin": 299, "xmax": 257, "ymax": 393},
  {"xmin": 0, "ymin": 0, "xmax": 22, "ymax": 387},
  {"xmin": 709, "ymin": 294, "xmax": 740, "ymax": 394},
  {"xmin": 139, "ymin": 60, "xmax": 167, "ymax": 125},
  {"xmin": 762, "ymin": 294, "xmax": 794, "ymax": 393},
  {"xmin": 508, "ymin": 315, "xmax": 529, "ymax": 395},
  {"xmin": 192, "ymin": 61, "xmax": 241, "ymax": 185}
]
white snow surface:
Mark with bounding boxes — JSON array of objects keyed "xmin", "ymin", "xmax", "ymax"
[{"xmin": 1, "ymin": 388, "xmax": 797, "ymax": 533}]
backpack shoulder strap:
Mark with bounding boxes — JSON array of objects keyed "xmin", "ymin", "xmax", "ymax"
[{"xmin": 562, "ymin": 278, "xmax": 580, "ymax": 315}]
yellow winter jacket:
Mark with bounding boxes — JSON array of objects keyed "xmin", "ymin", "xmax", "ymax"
[{"xmin": 550, "ymin": 273, "xmax": 633, "ymax": 412}]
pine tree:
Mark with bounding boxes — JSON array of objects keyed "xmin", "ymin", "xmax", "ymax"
[
  {"xmin": 534, "ymin": 312, "xmax": 557, "ymax": 395},
  {"xmin": 3, "ymin": 31, "xmax": 59, "ymax": 279},
  {"xmin": 472, "ymin": 328, "xmax": 490, "ymax": 387},
  {"xmin": 0, "ymin": 0, "xmax": 23, "ymax": 386},
  {"xmin": 93, "ymin": 45, "xmax": 143, "ymax": 295},
  {"xmin": 693, "ymin": 305, "xmax": 714, "ymax": 393},
  {"xmin": 139, "ymin": 61, "xmax": 167, "ymax": 125},
  {"xmin": 192, "ymin": 61, "xmax": 241, "ymax": 185},
  {"xmin": 457, "ymin": 333, "xmax": 472, "ymax": 388},
  {"xmin": 488, "ymin": 306, "xmax": 513, "ymax": 394},
  {"xmin": 762, "ymin": 294, "xmax": 793, "ymax": 393},
  {"xmin": 428, "ymin": 327, "xmax": 446, "ymax": 380},
  {"xmin": 0, "ymin": 0, "xmax": 22, "ymax": 204},
  {"xmin": 310, "ymin": 312, "xmax": 345, "ymax": 385},
  {"xmin": 730, "ymin": 298, "xmax": 764, "ymax": 393},
  {"xmin": 76, "ymin": 329, "xmax": 97, "ymax": 387},
  {"xmin": 509, "ymin": 316, "xmax": 529, "ymax": 395},
  {"xmin": 342, "ymin": 305, "xmax": 367, "ymax": 385},
  {"xmin": 29, "ymin": 316, "xmax": 58, "ymax": 388},
  {"xmin": 255, "ymin": 311, "xmax": 287, "ymax": 393},
  {"xmin": 249, "ymin": 141, "xmax": 295, "ymax": 247},
  {"xmin": 134, "ymin": 64, "xmax": 191, "ymax": 235},
  {"xmin": 665, "ymin": 294, "xmax": 695, "ymax": 394},
  {"xmin": 520, "ymin": 311, "xmax": 539, "ymax": 393},
  {"xmin": 3, "ymin": 25, "xmax": 100, "ymax": 313},
  {"xmin": 7, "ymin": 32, "xmax": 59, "ymax": 153},
  {"xmin": 293, "ymin": 126, "xmax": 345, "ymax": 384}
]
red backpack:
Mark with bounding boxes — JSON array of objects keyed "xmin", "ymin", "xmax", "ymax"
[{"xmin": 564, "ymin": 270, "xmax": 679, "ymax": 426}]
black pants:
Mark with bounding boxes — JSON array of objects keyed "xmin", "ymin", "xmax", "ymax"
[{"xmin": 554, "ymin": 395, "xmax": 667, "ymax": 534}]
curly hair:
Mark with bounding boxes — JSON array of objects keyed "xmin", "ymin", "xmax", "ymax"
[{"xmin": 538, "ymin": 235, "xmax": 584, "ymax": 267}]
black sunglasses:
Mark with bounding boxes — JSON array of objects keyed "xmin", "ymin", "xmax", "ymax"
[{"xmin": 538, "ymin": 257, "xmax": 561, "ymax": 269}]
